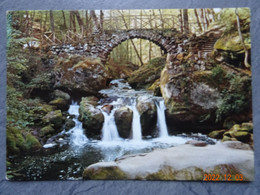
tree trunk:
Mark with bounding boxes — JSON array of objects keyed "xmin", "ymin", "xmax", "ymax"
[
  {"xmin": 62, "ymin": 11, "xmax": 67, "ymax": 31},
  {"xmin": 158, "ymin": 9, "xmax": 164, "ymax": 29},
  {"xmin": 73, "ymin": 11, "xmax": 84, "ymax": 34},
  {"xmin": 183, "ymin": 9, "xmax": 189, "ymax": 34},
  {"xmin": 194, "ymin": 9, "xmax": 202, "ymax": 33},
  {"xmin": 235, "ymin": 8, "xmax": 250, "ymax": 68},
  {"xmin": 179, "ymin": 9, "xmax": 183, "ymax": 33},
  {"xmin": 90, "ymin": 10, "xmax": 100, "ymax": 32},
  {"xmin": 119, "ymin": 11, "xmax": 143, "ymax": 65},
  {"xmin": 100, "ymin": 10, "xmax": 104, "ymax": 32},
  {"xmin": 49, "ymin": 10, "xmax": 55, "ymax": 41}
]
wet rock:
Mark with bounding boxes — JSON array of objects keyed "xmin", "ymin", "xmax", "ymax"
[
  {"xmin": 42, "ymin": 110, "xmax": 63, "ymax": 129},
  {"xmin": 64, "ymin": 119, "xmax": 76, "ymax": 131},
  {"xmin": 136, "ymin": 96, "xmax": 157, "ymax": 136},
  {"xmin": 114, "ymin": 107, "xmax": 133, "ymax": 138},
  {"xmin": 102, "ymin": 105, "xmax": 113, "ymax": 114},
  {"xmin": 79, "ymin": 97, "xmax": 104, "ymax": 137},
  {"xmin": 185, "ymin": 140, "xmax": 207, "ymax": 147}
]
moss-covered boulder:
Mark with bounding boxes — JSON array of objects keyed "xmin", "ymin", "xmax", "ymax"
[
  {"xmin": 222, "ymin": 123, "xmax": 253, "ymax": 144},
  {"xmin": 79, "ymin": 97, "xmax": 104, "ymax": 137},
  {"xmin": 49, "ymin": 98, "xmax": 69, "ymax": 111},
  {"xmin": 25, "ymin": 133, "xmax": 42, "ymax": 151},
  {"xmin": 148, "ymin": 79, "xmax": 161, "ymax": 96},
  {"xmin": 83, "ymin": 164, "xmax": 127, "ymax": 180},
  {"xmin": 43, "ymin": 110, "xmax": 63, "ymax": 129},
  {"xmin": 214, "ymin": 32, "xmax": 251, "ymax": 67},
  {"xmin": 6, "ymin": 126, "xmax": 41, "ymax": 155},
  {"xmin": 136, "ymin": 96, "xmax": 157, "ymax": 136},
  {"xmin": 51, "ymin": 89, "xmax": 71, "ymax": 101},
  {"xmin": 114, "ymin": 107, "xmax": 133, "ymax": 138},
  {"xmin": 39, "ymin": 125, "xmax": 56, "ymax": 137},
  {"xmin": 53, "ymin": 56, "xmax": 108, "ymax": 95},
  {"xmin": 128, "ymin": 56, "xmax": 166, "ymax": 89}
]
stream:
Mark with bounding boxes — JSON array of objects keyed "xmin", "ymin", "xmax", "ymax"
[{"xmin": 8, "ymin": 79, "xmax": 216, "ymax": 180}]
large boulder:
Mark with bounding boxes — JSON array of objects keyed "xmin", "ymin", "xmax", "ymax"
[
  {"xmin": 79, "ymin": 97, "xmax": 104, "ymax": 137},
  {"xmin": 54, "ymin": 56, "xmax": 108, "ymax": 95},
  {"xmin": 136, "ymin": 96, "xmax": 157, "ymax": 136},
  {"xmin": 159, "ymin": 53, "xmax": 252, "ymax": 133},
  {"xmin": 83, "ymin": 141, "xmax": 254, "ymax": 181},
  {"xmin": 222, "ymin": 123, "xmax": 253, "ymax": 145},
  {"xmin": 114, "ymin": 107, "xmax": 133, "ymax": 138}
]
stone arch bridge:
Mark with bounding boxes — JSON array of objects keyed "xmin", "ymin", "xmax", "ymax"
[{"xmin": 50, "ymin": 28, "xmax": 222, "ymax": 64}]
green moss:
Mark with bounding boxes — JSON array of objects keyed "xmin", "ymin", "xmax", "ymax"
[
  {"xmin": 83, "ymin": 166, "xmax": 127, "ymax": 180},
  {"xmin": 39, "ymin": 125, "xmax": 55, "ymax": 137},
  {"xmin": 43, "ymin": 110, "xmax": 63, "ymax": 128},
  {"xmin": 128, "ymin": 56, "xmax": 166, "ymax": 88},
  {"xmin": 208, "ymin": 130, "xmax": 226, "ymax": 139},
  {"xmin": 25, "ymin": 133, "xmax": 41, "ymax": 151},
  {"xmin": 146, "ymin": 167, "xmax": 175, "ymax": 180}
]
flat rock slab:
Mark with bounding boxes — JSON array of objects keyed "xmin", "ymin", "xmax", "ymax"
[{"xmin": 83, "ymin": 141, "xmax": 254, "ymax": 181}]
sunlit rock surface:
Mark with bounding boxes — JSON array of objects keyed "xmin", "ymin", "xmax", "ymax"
[{"xmin": 83, "ymin": 141, "xmax": 254, "ymax": 181}]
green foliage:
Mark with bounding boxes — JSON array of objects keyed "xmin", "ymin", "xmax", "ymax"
[
  {"xmin": 215, "ymin": 8, "xmax": 250, "ymax": 36},
  {"xmin": 215, "ymin": 74, "xmax": 251, "ymax": 122},
  {"xmin": 6, "ymin": 87, "xmax": 35, "ymax": 130}
]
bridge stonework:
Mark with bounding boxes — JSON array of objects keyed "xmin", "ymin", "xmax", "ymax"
[
  {"xmin": 50, "ymin": 27, "xmax": 223, "ymax": 65},
  {"xmin": 50, "ymin": 29, "xmax": 185, "ymax": 64}
]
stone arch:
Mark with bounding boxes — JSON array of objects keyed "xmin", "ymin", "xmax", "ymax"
[{"xmin": 97, "ymin": 29, "xmax": 176, "ymax": 64}]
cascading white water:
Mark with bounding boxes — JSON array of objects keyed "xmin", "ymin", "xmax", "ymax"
[
  {"xmin": 101, "ymin": 108, "xmax": 120, "ymax": 141},
  {"xmin": 156, "ymin": 100, "xmax": 169, "ymax": 137},
  {"xmin": 129, "ymin": 99, "xmax": 142, "ymax": 140},
  {"xmin": 68, "ymin": 102, "xmax": 88, "ymax": 146}
]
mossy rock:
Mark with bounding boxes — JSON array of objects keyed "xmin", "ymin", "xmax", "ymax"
[
  {"xmin": 241, "ymin": 122, "xmax": 253, "ymax": 133},
  {"xmin": 232, "ymin": 131, "xmax": 250, "ymax": 142},
  {"xmin": 222, "ymin": 135, "xmax": 237, "ymax": 142},
  {"xmin": 208, "ymin": 130, "xmax": 226, "ymax": 139},
  {"xmin": 52, "ymin": 89, "xmax": 70, "ymax": 101},
  {"xmin": 83, "ymin": 166, "xmax": 127, "ymax": 180},
  {"xmin": 43, "ymin": 110, "xmax": 63, "ymax": 129},
  {"xmin": 49, "ymin": 98, "xmax": 69, "ymax": 111},
  {"xmin": 6, "ymin": 126, "xmax": 25, "ymax": 154},
  {"xmin": 25, "ymin": 133, "xmax": 41, "ymax": 151},
  {"xmin": 128, "ymin": 56, "xmax": 166, "ymax": 88},
  {"xmin": 39, "ymin": 125, "xmax": 56, "ymax": 137}
]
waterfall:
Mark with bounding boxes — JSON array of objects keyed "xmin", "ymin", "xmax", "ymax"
[
  {"xmin": 129, "ymin": 99, "xmax": 142, "ymax": 140},
  {"xmin": 156, "ymin": 100, "xmax": 169, "ymax": 137},
  {"xmin": 101, "ymin": 108, "xmax": 120, "ymax": 142},
  {"xmin": 68, "ymin": 102, "xmax": 88, "ymax": 146}
]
